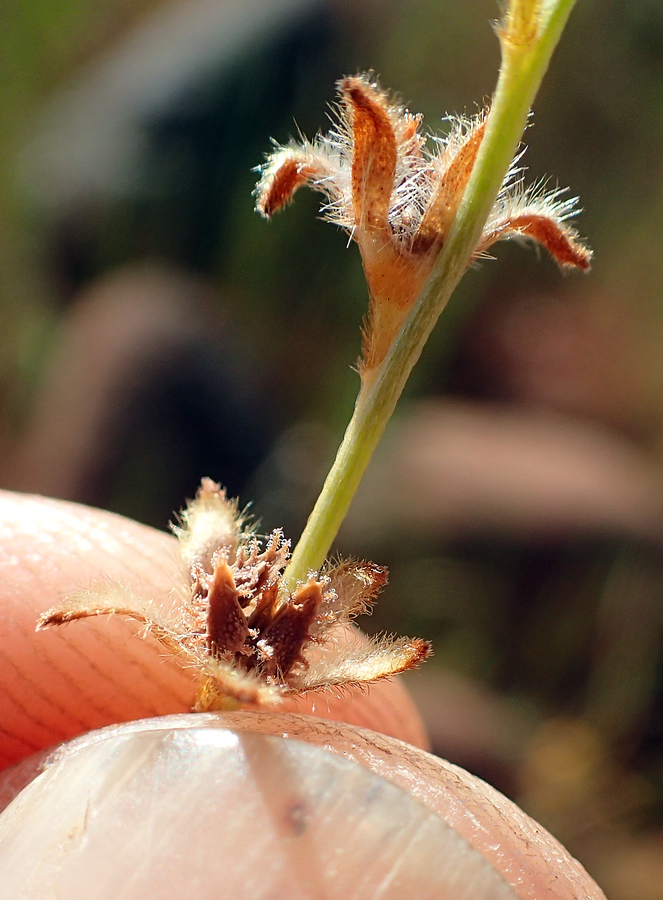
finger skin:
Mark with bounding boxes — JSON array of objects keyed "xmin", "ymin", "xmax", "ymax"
[{"xmin": 0, "ymin": 490, "xmax": 427, "ymax": 769}]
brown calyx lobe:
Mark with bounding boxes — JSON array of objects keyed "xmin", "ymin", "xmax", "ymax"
[
  {"xmin": 200, "ymin": 534, "xmax": 329, "ymax": 682},
  {"xmin": 257, "ymin": 581, "xmax": 323, "ymax": 677},
  {"xmin": 341, "ymin": 77, "xmax": 397, "ymax": 234},
  {"xmin": 258, "ymin": 157, "xmax": 319, "ymax": 219},
  {"xmin": 484, "ymin": 214, "xmax": 592, "ymax": 269},
  {"xmin": 203, "ymin": 558, "xmax": 249, "ymax": 654},
  {"xmin": 415, "ymin": 117, "xmax": 487, "ymax": 250}
]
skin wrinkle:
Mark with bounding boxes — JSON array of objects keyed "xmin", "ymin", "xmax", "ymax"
[
  {"xmin": 282, "ymin": 678, "xmax": 428, "ymax": 748},
  {"xmin": 18, "ymin": 637, "xmax": 179, "ymax": 757},
  {"xmin": 96, "ymin": 630, "xmax": 192, "ymax": 709},
  {"xmin": 21, "ymin": 494, "xmax": 170, "ymax": 592},
  {"xmin": 0, "ymin": 700, "xmax": 63, "ymax": 768},
  {"xmin": 1, "ymin": 617, "xmax": 92, "ymax": 737},
  {"xmin": 15, "ymin": 494, "xmax": 588, "ymax": 894},
  {"xmin": 352, "ymin": 692, "xmax": 398, "ymax": 736},
  {"xmin": 1, "ymin": 656, "xmax": 90, "ymax": 749},
  {"xmin": 102, "ymin": 534, "xmax": 181, "ymax": 590},
  {"xmin": 0, "ymin": 726, "xmax": 36, "ymax": 759},
  {"xmin": 44, "ymin": 585, "xmax": 192, "ymax": 709},
  {"xmin": 67, "ymin": 521, "xmax": 173, "ymax": 593},
  {"xmin": 57, "ymin": 526, "xmax": 201, "ymax": 715},
  {"xmin": 44, "ymin": 519, "xmax": 193, "ymax": 708},
  {"xmin": 4, "ymin": 547, "xmax": 175, "ymax": 727},
  {"xmin": 46, "ymin": 623, "xmax": 167, "ymax": 721},
  {"xmin": 0, "ymin": 660, "xmax": 55, "ymax": 752},
  {"xmin": 7, "ymin": 561, "xmax": 129, "ymax": 724},
  {"xmin": 59, "ymin": 619, "xmax": 192, "ymax": 712},
  {"xmin": 0, "ymin": 494, "xmax": 194, "ymax": 764}
]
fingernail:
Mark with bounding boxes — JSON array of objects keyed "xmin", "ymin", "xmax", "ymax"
[{"xmin": 0, "ymin": 725, "xmax": 516, "ymax": 900}]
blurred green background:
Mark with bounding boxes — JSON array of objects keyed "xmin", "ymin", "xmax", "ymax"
[{"xmin": 2, "ymin": 1, "xmax": 663, "ymax": 896}]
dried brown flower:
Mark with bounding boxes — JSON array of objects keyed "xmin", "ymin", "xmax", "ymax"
[
  {"xmin": 38, "ymin": 479, "xmax": 430, "ymax": 710},
  {"xmin": 256, "ymin": 73, "xmax": 591, "ymax": 375}
]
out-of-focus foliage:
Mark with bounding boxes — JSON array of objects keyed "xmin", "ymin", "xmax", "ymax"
[
  {"xmin": 0, "ymin": 0, "xmax": 160, "ymax": 405},
  {"xmin": 3, "ymin": 1, "xmax": 663, "ymax": 896}
]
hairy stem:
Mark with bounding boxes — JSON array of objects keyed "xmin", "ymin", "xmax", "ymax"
[{"xmin": 285, "ymin": 0, "xmax": 580, "ymax": 587}]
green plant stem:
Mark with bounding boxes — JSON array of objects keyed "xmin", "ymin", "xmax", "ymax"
[{"xmin": 285, "ymin": 0, "xmax": 580, "ymax": 587}]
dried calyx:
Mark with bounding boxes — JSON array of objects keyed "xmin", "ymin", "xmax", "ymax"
[
  {"xmin": 256, "ymin": 73, "xmax": 591, "ymax": 376},
  {"xmin": 38, "ymin": 479, "xmax": 430, "ymax": 709}
]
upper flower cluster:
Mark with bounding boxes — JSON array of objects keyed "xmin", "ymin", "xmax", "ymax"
[{"xmin": 256, "ymin": 74, "xmax": 591, "ymax": 374}]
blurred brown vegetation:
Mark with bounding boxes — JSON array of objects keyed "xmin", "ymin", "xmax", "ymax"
[{"xmin": 2, "ymin": 1, "xmax": 663, "ymax": 896}]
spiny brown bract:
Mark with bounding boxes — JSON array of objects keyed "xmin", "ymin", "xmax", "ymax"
[{"xmin": 38, "ymin": 479, "xmax": 430, "ymax": 710}]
